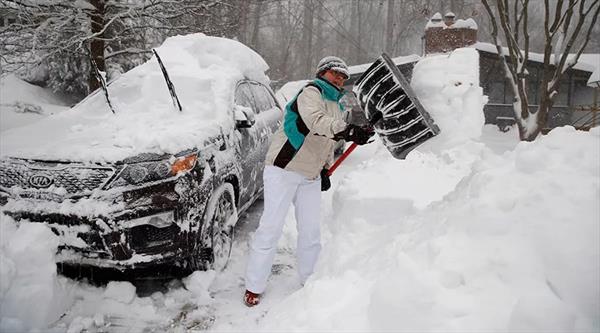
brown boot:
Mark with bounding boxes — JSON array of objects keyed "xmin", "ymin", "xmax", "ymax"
[{"xmin": 243, "ymin": 290, "xmax": 260, "ymax": 307}]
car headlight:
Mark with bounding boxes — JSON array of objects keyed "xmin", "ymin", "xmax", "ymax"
[{"xmin": 109, "ymin": 153, "xmax": 198, "ymax": 188}]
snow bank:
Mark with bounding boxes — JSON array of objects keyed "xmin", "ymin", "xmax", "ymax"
[
  {"xmin": 0, "ymin": 214, "xmax": 68, "ymax": 331},
  {"xmin": 0, "ymin": 74, "xmax": 70, "ymax": 133},
  {"xmin": 0, "ymin": 212, "xmax": 219, "ymax": 331},
  {"xmin": 412, "ymin": 47, "xmax": 486, "ymax": 149},
  {"xmin": 0, "ymin": 34, "xmax": 270, "ymax": 163},
  {"xmin": 262, "ymin": 127, "xmax": 600, "ymax": 332},
  {"xmin": 258, "ymin": 48, "xmax": 600, "ymax": 331},
  {"xmin": 332, "ymin": 48, "xmax": 486, "ymax": 216}
]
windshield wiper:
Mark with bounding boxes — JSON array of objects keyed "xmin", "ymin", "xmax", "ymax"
[
  {"xmin": 153, "ymin": 49, "xmax": 183, "ymax": 112},
  {"xmin": 90, "ymin": 58, "xmax": 116, "ymax": 114}
]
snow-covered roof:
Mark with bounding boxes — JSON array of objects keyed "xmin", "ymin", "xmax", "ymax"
[
  {"xmin": 348, "ymin": 54, "xmax": 421, "ymax": 76},
  {"xmin": 0, "ymin": 33, "xmax": 271, "ymax": 163},
  {"xmin": 474, "ymin": 42, "xmax": 599, "ymax": 86}
]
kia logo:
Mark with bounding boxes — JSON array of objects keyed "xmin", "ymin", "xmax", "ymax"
[{"xmin": 28, "ymin": 174, "xmax": 54, "ymax": 188}]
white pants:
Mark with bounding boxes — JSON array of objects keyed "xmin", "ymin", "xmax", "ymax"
[{"xmin": 245, "ymin": 165, "xmax": 322, "ymax": 294}]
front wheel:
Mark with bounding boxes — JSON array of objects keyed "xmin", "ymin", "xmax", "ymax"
[{"xmin": 195, "ymin": 183, "xmax": 238, "ymax": 272}]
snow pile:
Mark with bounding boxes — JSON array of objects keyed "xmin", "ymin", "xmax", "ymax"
[
  {"xmin": 59, "ymin": 271, "xmax": 216, "ymax": 332},
  {"xmin": 412, "ymin": 47, "xmax": 486, "ymax": 149},
  {"xmin": 0, "ymin": 213, "xmax": 219, "ymax": 332},
  {"xmin": 335, "ymin": 48, "xmax": 486, "ymax": 213},
  {"xmin": 258, "ymin": 49, "xmax": 600, "ymax": 331},
  {"xmin": 0, "ymin": 74, "xmax": 70, "ymax": 132},
  {"xmin": 0, "ymin": 214, "xmax": 68, "ymax": 331},
  {"xmin": 0, "ymin": 34, "xmax": 270, "ymax": 163}
]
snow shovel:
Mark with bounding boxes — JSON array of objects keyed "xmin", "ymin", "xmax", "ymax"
[
  {"xmin": 326, "ymin": 111, "xmax": 382, "ymax": 176},
  {"xmin": 327, "ymin": 53, "xmax": 441, "ymax": 175}
]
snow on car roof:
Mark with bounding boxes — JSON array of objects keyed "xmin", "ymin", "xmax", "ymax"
[
  {"xmin": 0, "ymin": 33, "xmax": 270, "ymax": 163},
  {"xmin": 274, "ymin": 80, "xmax": 310, "ymax": 107}
]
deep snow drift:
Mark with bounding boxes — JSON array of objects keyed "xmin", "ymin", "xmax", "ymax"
[
  {"xmin": 1, "ymin": 47, "xmax": 598, "ymax": 332},
  {"xmin": 259, "ymin": 48, "xmax": 600, "ymax": 331},
  {"xmin": 0, "ymin": 74, "xmax": 70, "ymax": 133},
  {"xmin": 0, "ymin": 213, "xmax": 219, "ymax": 332},
  {"xmin": 0, "ymin": 34, "xmax": 270, "ymax": 163}
]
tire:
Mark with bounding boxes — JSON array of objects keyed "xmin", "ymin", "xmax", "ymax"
[{"xmin": 195, "ymin": 183, "xmax": 238, "ymax": 272}]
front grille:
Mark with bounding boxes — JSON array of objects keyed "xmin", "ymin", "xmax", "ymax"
[
  {"xmin": 7, "ymin": 211, "xmax": 95, "ymax": 226},
  {"xmin": 130, "ymin": 223, "xmax": 180, "ymax": 253},
  {"xmin": 0, "ymin": 159, "xmax": 115, "ymax": 195}
]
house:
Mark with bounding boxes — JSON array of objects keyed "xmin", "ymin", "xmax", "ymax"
[{"xmin": 346, "ymin": 12, "xmax": 599, "ymax": 131}]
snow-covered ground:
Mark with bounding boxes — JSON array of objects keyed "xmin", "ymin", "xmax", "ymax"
[
  {"xmin": 1, "ymin": 47, "xmax": 598, "ymax": 332},
  {"xmin": 0, "ymin": 74, "xmax": 71, "ymax": 133}
]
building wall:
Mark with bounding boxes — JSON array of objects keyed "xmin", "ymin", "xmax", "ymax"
[
  {"xmin": 425, "ymin": 27, "xmax": 477, "ymax": 54},
  {"xmin": 479, "ymin": 51, "xmax": 595, "ymax": 128}
]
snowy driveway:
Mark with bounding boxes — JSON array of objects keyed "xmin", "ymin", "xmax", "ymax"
[{"xmin": 25, "ymin": 139, "xmax": 379, "ymax": 333}]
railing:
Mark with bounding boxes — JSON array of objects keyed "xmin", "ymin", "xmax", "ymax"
[{"xmin": 571, "ymin": 105, "xmax": 600, "ymax": 130}]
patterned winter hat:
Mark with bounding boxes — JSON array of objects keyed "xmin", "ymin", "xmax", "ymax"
[{"xmin": 316, "ymin": 56, "xmax": 349, "ymax": 79}]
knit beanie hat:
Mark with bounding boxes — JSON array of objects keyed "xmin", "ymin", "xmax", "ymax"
[{"xmin": 316, "ymin": 56, "xmax": 349, "ymax": 79}]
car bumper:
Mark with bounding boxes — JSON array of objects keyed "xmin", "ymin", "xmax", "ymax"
[{"xmin": 1, "ymin": 183, "xmax": 192, "ymax": 270}]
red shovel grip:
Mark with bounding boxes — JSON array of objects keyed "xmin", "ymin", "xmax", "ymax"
[
  {"xmin": 326, "ymin": 111, "xmax": 382, "ymax": 177},
  {"xmin": 326, "ymin": 143, "xmax": 357, "ymax": 176}
]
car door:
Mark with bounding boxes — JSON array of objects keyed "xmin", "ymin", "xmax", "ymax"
[
  {"xmin": 247, "ymin": 82, "xmax": 282, "ymax": 194},
  {"xmin": 233, "ymin": 81, "xmax": 264, "ymax": 206}
]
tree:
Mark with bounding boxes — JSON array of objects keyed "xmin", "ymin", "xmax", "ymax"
[
  {"xmin": 302, "ymin": 0, "xmax": 314, "ymax": 77},
  {"xmin": 0, "ymin": 0, "xmax": 240, "ymax": 99},
  {"xmin": 385, "ymin": 0, "xmax": 395, "ymax": 54},
  {"xmin": 481, "ymin": 0, "xmax": 600, "ymax": 141}
]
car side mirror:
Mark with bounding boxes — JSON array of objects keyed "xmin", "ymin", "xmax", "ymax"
[{"xmin": 234, "ymin": 105, "xmax": 256, "ymax": 129}]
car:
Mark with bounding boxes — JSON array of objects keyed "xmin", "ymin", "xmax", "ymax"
[{"xmin": 0, "ymin": 34, "xmax": 282, "ymax": 273}]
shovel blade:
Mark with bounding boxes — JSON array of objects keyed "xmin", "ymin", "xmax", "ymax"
[{"xmin": 352, "ymin": 53, "xmax": 440, "ymax": 159}]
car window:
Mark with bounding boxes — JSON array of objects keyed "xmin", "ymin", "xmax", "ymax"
[
  {"xmin": 250, "ymin": 83, "xmax": 277, "ymax": 113},
  {"xmin": 235, "ymin": 82, "xmax": 256, "ymax": 112}
]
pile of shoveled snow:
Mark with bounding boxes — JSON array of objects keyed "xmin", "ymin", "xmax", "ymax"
[
  {"xmin": 0, "ymin": 214, "xmax": 217, "ymax": 332},
  {"xmin": 258, "ymin": 48, "xmax": 600, "ymax": 331},
  {"xmin": 0, "ymin": 74, "xmax": 70, "ymax": 133},
  {"xmin": 0, "ymin": 33, "xmax": 270, "ymax": 163}
]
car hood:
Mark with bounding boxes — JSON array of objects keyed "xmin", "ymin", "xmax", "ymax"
[{"xmin": 0, "ymin": 34, "xmax": 270, "ymax": 163}]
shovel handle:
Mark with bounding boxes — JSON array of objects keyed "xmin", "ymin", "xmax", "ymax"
[
  {"xmin": 327, "ymin": 143, "xmax": 358, "ymax": 176},
  {"xmin": 326, "ymin": 111, "xmax": 382, "ymax": 177}
]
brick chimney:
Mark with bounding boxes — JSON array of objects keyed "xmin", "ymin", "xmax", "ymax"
[{"xmin": 424, "ymin": 12, "xmax": 478, "ymax": 54}]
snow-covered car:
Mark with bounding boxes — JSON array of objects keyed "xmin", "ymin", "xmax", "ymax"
[{"xmin": 0, "ymin": 34, "xmax": 282, "ymax": 272}]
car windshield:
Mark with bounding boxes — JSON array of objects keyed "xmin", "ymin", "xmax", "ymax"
[{"xmin": 0, "ymin": 34, "xmax": 270, "ymax": 163}]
